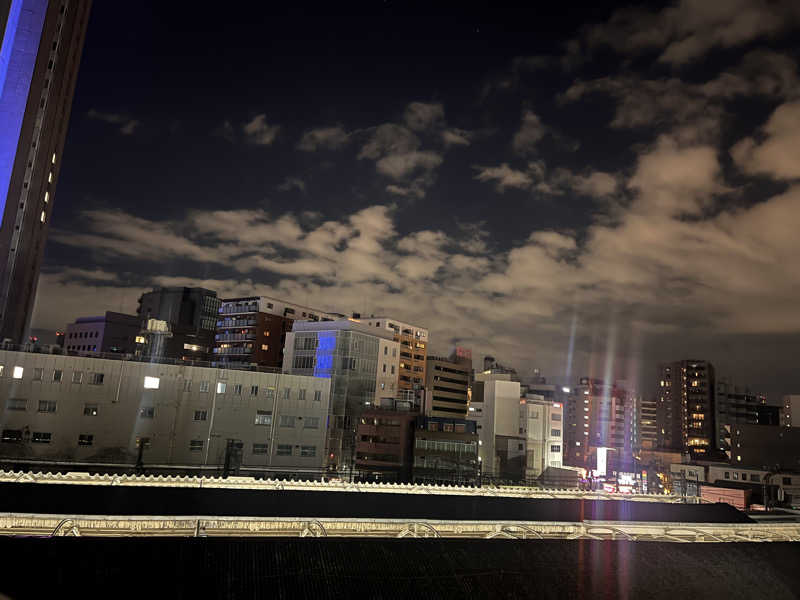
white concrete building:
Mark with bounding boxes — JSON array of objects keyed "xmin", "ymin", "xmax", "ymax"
[
  {"xmin": 0, "ymin": 349, "xmax": 331, "ymax": 473},
  {"xmin": 521, "ymin": 394, "xmax": 564, "ymax": 478}
]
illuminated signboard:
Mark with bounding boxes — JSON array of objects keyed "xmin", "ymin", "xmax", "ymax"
[{"xmin": 0, "ymin": 0, "xmax": 48, "ymax": 217}]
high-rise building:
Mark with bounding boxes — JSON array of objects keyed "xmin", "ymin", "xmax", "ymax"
[
  {"xmin": 283, "ymin": 319, "xmax": 399, "ymax": 473},
  {"xmin": 0, "ymin": 0, "xmax": 92, "ymax": 343},
  {"xmin": 726, "ymin": 424, "xmax": 800, "ymax": 470},
  {"xmin": 782, "ymin": 395, "xmax": 800, "ymax": 428},
  {"xmin": 424, "ymin": 351, "xmax": 471, "ymax": 419},
  {"xmin": 565, "ymin": 378, "xmax": 635, "ymax": 471},
  {"xmin": 136, "ymin": 287, "xmax": 221, "ymax": 360},
  {"xmin": 361, "ymin": 317, "xmax": 428, "ymax": 400},
  {"xmin": 636, "ymin": 396, "xmax": 658, "ymax": 450},
  {"xmin": 658, "ymin": 360, "xmax": 716, "ymax": 458},
  {"xmin": 214, "ymin": 296, "xmax": 338, "ymax": 368},
  {"xmin": 64, "ymin": 311, "xmax": 140, "ymax": 354},
  {"xmin": 714, "ymin": 379, "xmax": 767, "ymax": 452}
]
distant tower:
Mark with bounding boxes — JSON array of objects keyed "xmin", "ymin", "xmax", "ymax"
[{"xmin": 0, "ymin": 0, "xmax": 92, "ymax": 342}]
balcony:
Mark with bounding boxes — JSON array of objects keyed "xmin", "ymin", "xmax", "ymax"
[
  {"xmin": 216, "ymin": 319, "xmax": 257, "ymax": 328},
  {"xmin": 214, "ymin": 347, "xmax": 254, "ymax": 356},
  {"xmin": 215, "ymin": 333, "xmax": 256, "ymax": 342}
]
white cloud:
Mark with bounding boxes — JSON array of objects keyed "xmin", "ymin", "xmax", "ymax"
[
  {"xmin": 512, "ymin": 110, "xmax": 546, "ymax": 154},
  {"xmin": 87, "ymin": 109, "xmax": 139, "ymax": 136},
  {"xmin": 242, "ymin": 114, "xmax": 280, "ymax": 145},
  {"xmin": 277, "ymin": 177, "xmax": 306, "ymax": 192},
  {"xmin": 442, "ymin": 128, "xmax": 473, "ymax": 147},
  {"xmin": 731, "ymin": 100, "xmax": 800, "ymax": 180},
  {"xmin": 296, "ymin": 126, "xmax": 350, "ymax": 151},
  {"xmin": 376, "ymin": 151, "xmax": 443, "ymax": 180},
  {"xmin": 473, "ymin": 163, "xmax": 532, "ymax": 192},
  {"xmin": 579, "ymin": 0, "xmax": 800, "ymax": 66},
  {"xmin": 404, "ymin": 102, "xmax": 445, "ymax": 131}
]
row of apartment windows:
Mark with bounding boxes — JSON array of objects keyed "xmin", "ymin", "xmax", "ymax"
[
  {"xmin": 0, "ymin": 365, "xmax": 102, "ymax": 385},
  {"xmin": 0, "ymin": 429, "xmax": 318, "ymax": 458},
  {"xmin": 67, "ymin": 330, "xmax": 98, "ymax": 339},
  {"xmin": 415, "ymin": 439, "xmax": 477, "ymax": 454}
]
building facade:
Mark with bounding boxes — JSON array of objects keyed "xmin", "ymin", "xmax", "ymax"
[
  {"xmin": 362, "ymin": 317, "xmax": 428, "ymax": 399},
  {"xmin": 283, "ymin": 319, "xmax": 399, "ymax": 473},
  {"xmin": 412, "ymin": 416, "xmax": 479, "ymax": 485},
  {"xmin": 471, "ymin": 371, "xmax": 520, "ymax": 477},
  {"xmin": 566, "ymin": 378, "xmax": 634, "ymax": 471},
  {"xmin": 424, "ymin": 352, "xmax": 470, "ymax": 418},
  {"xmin": 0, "ymin": 0, "xmax": 91, "ymax": 343},
  {"xmin": 659, "ymin": 360, "xmax": 716, "ymax": 458},
  {"xmin": 64, "ymin": 311, "xmax": 140, "ymax": 354},
  {"xmin": 0, "ymin": 349, "xmax": 331, "ymax": 473},
  {"xmin": 520, "ymin": 394, "xmax": 564, "ymax": 479},
  {"xmin": 136, "ymin": 287, "xmax": 221, "ymax": 360},
  {"xmin": 726, "ymin": 423, "xmax": 800, "ymax": 471},
  {"xmin": 354, "ymin": 398, "xmax": 418, "ymax": 482},
  {"xmin": 782, "ymin": 395, "xmax": 800, "ymax": 428},
  {"xmin": 214, "ymin": 296, "xmax": 338, "ymax": 368},
  {"xmin": 714, "ymin": 379, "xmax": 767, "ymax": 452}
]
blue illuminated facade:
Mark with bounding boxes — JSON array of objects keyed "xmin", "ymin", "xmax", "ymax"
[
  {"xmin": 0, "ymin": 0, "xmax": 48, "ymax": 217},
  {"xmin": 313, "ymin": 331, "xmax": 336, "ymax": 378}
]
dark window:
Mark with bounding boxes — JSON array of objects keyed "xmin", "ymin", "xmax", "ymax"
[
  {"xmin": 783, "ymin": 477, "xmax": 792, "ymax": 485},
  {"xmin": 83, "ymin": 404, "xmax": 98, "ymax": 416},
  {"xmin": 78, "ymin": 434, "xmax": 94, "ymax": 446},
  {"xmin": 32, "ymin": 432, "xmax": 52, "ymax": 444},
  {"xmin": 189, "ymin": 440, "xmax": 204, "ymax": 452},
  {"xmin": 193, "ymin": 410, "xmax": 207, "ymax": 421},
  {"xmin": 1, "ymin": 430, "xmax": 23, "ymax": 443},
  {"xmin": 38, "ymin": 400, "xmax": 57, "ymax": 413},
  {"xmin": 139, "ymin": 407, "xmax": 155, "ymax": 418}
]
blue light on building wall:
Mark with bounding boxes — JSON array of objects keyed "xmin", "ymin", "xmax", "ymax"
[
  {"xmin": 0, "ymin": 0, "xmax": 48, "ymax": 217},
  {"xmin": 313, "ymin": 332, "xmax": 336, "ymax": 378}
]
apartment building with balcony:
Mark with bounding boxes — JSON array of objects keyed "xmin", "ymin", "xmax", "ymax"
[
  {"xmin": 412, "ymin": 416, "xmax": 479, "ymax": 485},
  {"xmin": 214, "ymin": 296, "xmax": 339, "ymax": 368},
  {"xmin": 659, "ymin": 360, "xmax": 716, "ymax": 458},
  {"xmin": 361, "ymin": 317, "xmax": 428, "ymax": 400},
  {"xmin": 714, "ymin": 379, "xmax": 767, "ymax": 452},
  {"xmin": 354, "ymin": 398, "xmax": 419, "ymax": 482},
  {"xmin": 424, "ymin": 351, "xmax": 471, "ymax": 419}
]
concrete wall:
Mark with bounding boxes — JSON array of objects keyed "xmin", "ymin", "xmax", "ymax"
[{"xmin": 0, "ymin": 350, "xmax": 331, "ymax": 471}]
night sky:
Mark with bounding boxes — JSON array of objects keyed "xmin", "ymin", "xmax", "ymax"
[{"xmin": 32, "ymin": 1, "xmax": 800, "ymax": 400}]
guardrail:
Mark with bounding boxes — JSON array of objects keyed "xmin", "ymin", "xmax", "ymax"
[{"xmin": 1, "ymin": 514, "xmax": 798, "ymax": 542}]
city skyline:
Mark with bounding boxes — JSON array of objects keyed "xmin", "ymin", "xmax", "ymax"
[{"xmin": 29, "ymin": 1, "xmax": 800, "ymax": 399}]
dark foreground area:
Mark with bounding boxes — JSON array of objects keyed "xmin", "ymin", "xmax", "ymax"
[
  {"xmin": 0, "ymin": 482, "xmax": 752, "ymax": 523},
  {"xmin": 0, "ymin": 537, "xmax": 799, "ymax": 599}
]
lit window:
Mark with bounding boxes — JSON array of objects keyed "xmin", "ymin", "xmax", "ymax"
[
  {"xmin": 12, "ymin": 366, "xmax": 23, "ymax": 379},
  {"xmin": 143, "ymin": 376, "xmax": 159, "ymax": 389},
  {"xmin": 44, "ymin": 191, "xmax": 49, "ymax": 203},
  {"xmin": 40, "ymin": 210, "xmax": 46, "ymax": 223},
  {"xmin": 51, "ymin": 153, "xmax": 56, "ymax": 164},
  {"xmin": 48, "ymin": 171, "xmax": 53, "ymax": 183},
  {"xmin": 216, "ymin": 382, "xmax": 226, "ymax": 394}
]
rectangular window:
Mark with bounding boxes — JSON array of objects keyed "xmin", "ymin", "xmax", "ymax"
[
  {"xmin": 391, "ymin": 365, "xmax": 395, "ymax": 375},
  {"xmin": 216, "ymin": 382, "xmax": 226, "ymax": 394},
  {"xmin": 298, "ymin": 388, "xmax": 306, "ymax": 401},
  {"xmin": 313, "ymin": 390, "xmax": 321, "ymax": 402},
  {"xmin": 32, "ymin": 432, "xmax": 52, "ymax": 444},
  {"xmin": 250, "ymin": 385, "xmax": 259, "ymax": 396},
  {"xmin": 78, "ymin": 434, "xmax": 94, "ymax": 447},
  {"xmin": 143, "ymin": 376, "xmax": 159, "ymax": 389},
  {"xmin": 724, "ymin": 471, "xmax": 730, "ymax": 479},
  {"xmin": 89, "ymin": 372, "xmax": 104, "ymax": 385},
  {"xmin": 265, "ymin": 388, "xmax": 275, "ymax": 401},
  {"xmin": 189, "ymin": 440, "xmax": 204, "ymax": 452},
  {"xmin": 139, "ymin": 407, "xmax": 155, "ymax": 418},
  {"xmin": 72, "ymin": 371, "xmax": 83, "ymax": 384},
  {"xmin": 136, "ymin": 437, "xmax": 151, "ymax": 449},
  {"xmin": 53, "ymin": 369, "xmax": 63, "ymax": 383},
  {"xmin": 301, "ymin": 445, "xmax": 316, "ymax": 457},
  {"xmin": 38, "ymin": 400, "xmax": 57, "ymax": 413},
  {"xmin": 455, "ymin": 423, "xmax": 466, "ymax": 433},
  {"xmin": 293, "ymin": 356, "xmax": 314, "ymax": 369},
  {"xmin": 83, "ymin": 404, "xmax": 98, "ymax": 416},
  {"xmin": 33, "ymin": 368, "xmax": 43, "ymax": 381},
  {"xmin": 276, "ymin": 444, "xmax": 292, "ymax": 456},
  {"xmin": 551, "ymin": 429, "xmax": 561, "ymax": 437},
  {"xmin": 382, "ymin": 364, "xmax": 386, "ymax": 373},
  {"xmin": 233, "ymin": 383, "xmax": 242, "ymax": 395},
  {"xmin": 254, "ymin": 410, "xmax": 272, "ymax": 425},
  {"xmin": 6, "ymin": 398, "xmax": 27, "ymax": 411},
  {"xmin": 304, "ymin": 417, "xmax": 320, "ymax": 429},
  {"xmin": 253, "ymin": 443, "xmax": 269, "ymax": 455},
  {"xmin": 199, "ymin": 381, "xmax": 209, "ymax": 393},
  {"xmin": 283, "ymin": 388, "xmax": 291, "ymax": 400},
  {"xmin": 551, "ymin": 414, "xmax": 562, "ymax": 421},
  {"xmin": 783, "ymin": 477, "xmax": 792, "ymax": 485},
  {"xmin": 183, "ymin": 380, "xmax": 192, "ymax": 392},
  {"xmin": 1, "ymin": 430, "xmax": 23, "ymax": 443},
  {"xmin": 12, "ymin": 366, "xmax": 23, "ymax": 379},
  {"xmin": 193, "ymin": 410, "xmax": 207, "ymax": 421},
  {"xmin": 279, "ymin": 415, "xmax": 296, "ymax": 428},
  {"xmin": 550, "ymin": 445, "xmax": 561, "ymax": 453}
]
